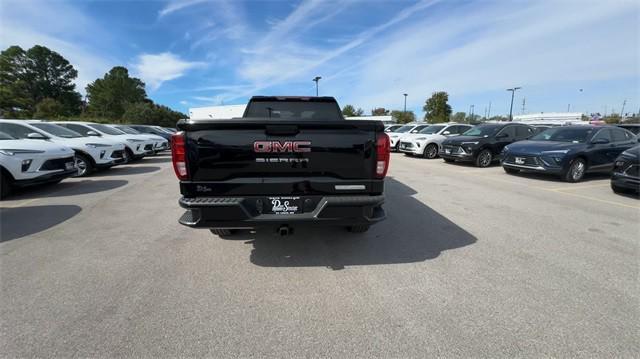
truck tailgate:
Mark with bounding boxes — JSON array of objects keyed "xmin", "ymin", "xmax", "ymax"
[{"xmin": 178, "ymin": 119, "xmax": 384, "ymax": 196}]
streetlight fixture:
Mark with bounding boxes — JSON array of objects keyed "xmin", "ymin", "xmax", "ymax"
[
  {"xmin": 403, "ymin": 93, "xmax": 408, "ymax": 113},
  {"xmin": 312, "ymin": 76, "xmax": 322, "ymax": 96},
  {"xmin": 506, "ymin": 87, "xmax": 522, "ymax": 121}
]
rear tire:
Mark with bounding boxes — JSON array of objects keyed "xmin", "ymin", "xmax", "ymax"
[
  {"xmin": 475, "ymin": 149, "xmax": 493, "ymax": 168},
  {"xmin": 210, "ymin": 228, "xmax": 234, "ymax": 236},
  {"xmin": 74, "ymin": 153, "xmax": 93, "ymax": 177},
  {"xmin": 564, "ymin": 158, "xmax": 586, "ymax": 182},
  {"xmin": 503, "ymin": 167, "xmax": 519, "ymax": 174},
  {"xmin": 423, "ymin": 143, "xmax": 438, "ymax": 159},
  {"xmin": 347, "ymin": 225, "xmax": 370, "ymax": 233},
  {"xmin": 0, "ymin": 172, "xmax": 12, "ymax": 200}
]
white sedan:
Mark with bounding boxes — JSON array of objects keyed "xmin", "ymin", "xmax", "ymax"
[
  {"xmin": 0, "ymin": 131, "xmax": 76, "ymax": 199},
  {"xmin": 109, "ymin": 125, "xmax": 169, "ymax": 153},
  {"xmin": 398, "ymin": 123, "xmax": 473, "ymax": 158}
]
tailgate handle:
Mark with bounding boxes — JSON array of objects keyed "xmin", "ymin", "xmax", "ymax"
[{"xmin": 265, "ymin": 125, "xmax": 299, "ymax": 136}]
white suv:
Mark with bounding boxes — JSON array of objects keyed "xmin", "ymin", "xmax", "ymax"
[
  {"xmin": 399, "ymin": 123, "xmax": 473, "ymax": 158},
  {"xmin": 0, "ymin": 120, "xmax": 126, "ymax": 176},
  {"xmin": 109, "ymin": 125, "xmax": 169, "ymax": 153},
  {"xmin": 387, "ymin": 123, "xmax": 431, "ymax": 151},
  {"xmin": 54, "ymin": 121, "xmax": 155, "ymax": 163},
  {"xmin": 0, "ymin": 131, "xmax": 76, "ymax": 199}
]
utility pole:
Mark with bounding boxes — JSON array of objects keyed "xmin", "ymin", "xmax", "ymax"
[
  {"xmin": 470, "ymin": 104, "xmax": 475, "ymax": 122},
  {"xmin": 620, "ymin": 99, "xmax": 626, "ymax": 118},
  {"xmin": 312, "ymin": 76, "xmax": 321, "ymax": 96},
  {"xmin": 487, "ymin": 101, "xmax": 491, "ymax": 119},
  {"xmin": 506, "ymin": 87, "xmax": 521, "ymax": 121},
  {"xmin": 403, "ymin": 93, "xmax": 408, "ymax": 113},
  {"xmin": 521, "ymin": 98, "xmax": 526, "ymax": 114},
  {"xmin": 567, "ymin": 104, "xmax": 571, "ymax": 112}
]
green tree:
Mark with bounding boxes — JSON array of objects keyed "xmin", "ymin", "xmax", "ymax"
[
  {"xmin": 488, "ymin": 115, "xmax": 509, "ymax": 122},
  {"xmin": 371, "ymin": 107, "xmax": 390, "ymax": 116},
  {"xmin": 391, "ymin": 110, "xmax": 416, "ymax": 124},
  {"xmin": 121, "ymin": 101, "xmax": 186, "ymax": 127},
  {"xmin": 0, "ymin": 45, "xmax": 81, "ymax": 117},
  {"xmin": 604, "ymin": 114, "xmax": 621, "ymax": 124},
  {"xmin": 34, "ymin": 98, "xmax": 66, "ymax": 119},
  {"xmin": 451, "ymin": 112, "xmax": 466, "ymax": 123},
  {"xmin": 423, "ymin": 91, "xmax": 452, "ymax": 123},
  {"xmin": 342, "ymin": 104, "xmax": 364, "ymax": 117},
  {"xmin": 86, "ymin": 66, "xmax": 147, "ymax": 119}
]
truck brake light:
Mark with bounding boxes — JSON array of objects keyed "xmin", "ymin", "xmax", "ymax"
[
  {"xmin": 171, "ymin": 132, "xmax": 188, "ymax": 180},
  {"xmin": 375, "ymin": 132, "xmax": 390, "ymax": 178}
]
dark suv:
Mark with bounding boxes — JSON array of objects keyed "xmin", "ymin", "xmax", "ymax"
[
  {"xmin": 611, "ymin": 145, "xmax": 640, "ymax": 194},
  {"xmin": 440, "ymin": 123, "xmax": 536, "ymax": 167}
]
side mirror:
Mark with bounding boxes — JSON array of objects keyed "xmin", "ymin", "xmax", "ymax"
[
  {"xmin": 496, "ymin": 133, "xmax": 509, "ymax": 139},
  {"xmin": 442, "ymin": 131, "xmax": 451, "ymax": 135},
  {"xmin": 591, "ymin": 138, "xmax": 609, "ymax": 145},
  {"xmin": 87, "ymin": 130, "xmax": 100, "ymax": 137},
  {"xmin": 27, "ymin": 132, "xmax": 47, "ymax": 139},
  {"xmin": 411, "ymin": 130, "xmax": 418, "ymax": 133}
]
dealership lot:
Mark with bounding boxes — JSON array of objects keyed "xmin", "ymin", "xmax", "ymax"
[{"xmin": 1, "ymin": 153, "xmax": 638, "ymax": 357}]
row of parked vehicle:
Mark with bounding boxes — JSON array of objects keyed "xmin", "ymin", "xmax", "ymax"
[
  {"xmin": 385, "ymin": 122, "xmax": 640, "ymax": 194},
  {"xmin": 0, "ymin": 120, "xmax": 176, "ymax": 199}
]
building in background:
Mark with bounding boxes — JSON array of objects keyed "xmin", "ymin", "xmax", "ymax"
[
  {"xmin": 189, "ymin": 104, "xmax": 247, "ymax": 119},
  {"xmin": 512, "ymin": 112, "xmax": 585, "ymax": 126}
]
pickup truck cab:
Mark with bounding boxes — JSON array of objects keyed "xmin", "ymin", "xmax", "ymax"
[{"xmin": 172, "ymin": 96, "xmax": 390, "ymax": 236}]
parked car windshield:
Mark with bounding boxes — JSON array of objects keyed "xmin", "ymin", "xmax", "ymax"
[
  {"xmin": 116, "ymin": 126, "xmax": 142, "ymax": 134},
  {"xmin": 462, "ymin": 124, "xmax": 502, "ymax": 137},
  {"xmin": 530, "ymin": 127, "xmax": 595, "ymax": 143},
  {"xmin": 419, "ymin": 125, "xmax": 446, "ymax": 134},
  {"xmin": 88, "ymin": 124, "xmax": 125, "ymax": 135},
  {"xmin": 30, "ymin": 123, "xmax": 83, "ymax": 138}
]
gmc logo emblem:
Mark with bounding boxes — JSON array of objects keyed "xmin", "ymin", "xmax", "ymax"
[{"xmin": 254, "ymin": 141, "xmax": 311, "ymax": 153}]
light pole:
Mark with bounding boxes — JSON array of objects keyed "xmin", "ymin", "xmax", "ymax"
[
  {"xmin": 403, "ymin": 93, "xmax": 407, "ymax": 113},
  {"xmin": 312, "ymin": 76, "xmax": 321, "ymax": 96},
  {"xmin": 506, "ymin": 87, "xmax": 521, "ymax": 121}
]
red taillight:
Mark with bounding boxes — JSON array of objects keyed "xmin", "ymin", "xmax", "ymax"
[
  {"xmin": 375, "ymin": 132, "xmax": 390, "ymax": 178},
  {"xmin": 171, "ymin": 132, "xmax": 188, "ymax": 180}
]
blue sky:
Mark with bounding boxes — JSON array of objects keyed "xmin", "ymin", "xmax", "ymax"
[{"xmin": 1, "ymin": 0, "xmax": 638, "ymax": 118}]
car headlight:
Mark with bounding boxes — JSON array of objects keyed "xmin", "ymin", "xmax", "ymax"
[
  {"xmin": 126, "ymin": 138, "xmax": 145, "ymax": 143},
  {"xmin": 0, "ymin": 149, "xmax": 45, "ymax": 156},
  {"xmin": 461, "ymin": 141, "xmax": 479, "ymax": 145},
  {"xmin": 85, "ymin": 143, "xmax": 112, "ymax": 148}
]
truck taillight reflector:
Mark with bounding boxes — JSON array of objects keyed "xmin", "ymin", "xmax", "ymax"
[
  {"xmin": 375, "ymin": 132, "xmax": 390, "ymax": 178},
  {"xmin": 171, "ymin": 132, "xmax": 188, "ymax": 180}
]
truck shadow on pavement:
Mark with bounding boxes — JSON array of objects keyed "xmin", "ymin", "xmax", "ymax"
[
  {"xmin": 0, "ymin": 205, "xmax": 81, "ymax": 242},
  {"xmin": 93, "ymin": 165, "xmax": 161, "ymax": 176},
  {"xmin": 139, "ymin": 155, "xmax": 172, "ymax": 164},
  {"xmin": 243, "ymin": 177, "xmax": 477, "ymax": 269}
]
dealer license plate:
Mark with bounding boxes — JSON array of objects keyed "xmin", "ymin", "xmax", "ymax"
[
  {"xmin": 445, "ymin": 148, "xmax": 451, "ymax": 154},
  {"xmin": 515, "ymin": 157, "xmax": 525, "ymax": 164},
  {"xmin": 267, "ymin": 196, "xmax": 302, "ymax": 215}
]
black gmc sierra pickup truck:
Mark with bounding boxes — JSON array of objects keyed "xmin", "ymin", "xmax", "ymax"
[{"xmin": 171, "ymin": 96, "xmax": 390, "ymax": 236}]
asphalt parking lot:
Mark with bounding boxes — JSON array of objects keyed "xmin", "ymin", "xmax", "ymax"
[{"xmin": 1, "ymin": 153, "xmax": 638, "ymax": 358}]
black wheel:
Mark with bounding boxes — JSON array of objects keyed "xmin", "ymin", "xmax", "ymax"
[
  {"xmin": 123, "ymin": 148, "xmax": 133, "ymax": 164},
  {"xmin": 210, "ymin": 228, "xmax": 234, "ymax": 236},
  {"xmin": 0, "ymin": 172, "xmax": 12, "ymax": 199},
  {"xmin": 443, "ymin": 158, "xmax": 454, "ymax": 163},
  {"xmin": 74, "ymin": 153, "xmax": 93, "ymax": 177},
  {"xmin": 475, "ymin": 149, "xmax": 493, "ymax": 168},
  {"xmin": 423, "ymin": 143, "xmax": 439, "ymax": 159},
  {"xmin": 503, "ymin": 167, "xmax": 519, "ymax": 174},
  {"xmin": 347, "ymin": 225, "xmax": 370, "ymax": 233},
  {"xmin": 564, "ymin": 158, "xmax": 586, "ymax": 182}
]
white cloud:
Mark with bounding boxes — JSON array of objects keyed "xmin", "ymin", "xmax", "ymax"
[
  {"xmin": 158, "ymin": 0, "xmax": 209, "ymax": 18},
  {"xmin": 132, "ymin": 52, "xmax": 205, "ymax": 90}
]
